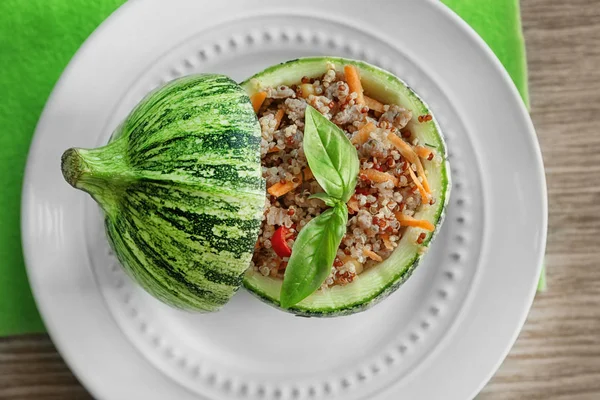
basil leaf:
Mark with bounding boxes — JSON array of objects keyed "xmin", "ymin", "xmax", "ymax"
[
  {"xmin": 303, "ymin": 106, "xmax": 359, "ymax": 202},
  {"xmin": 308, "ymin": 192, "xmax": 339, "ymax": 208},
  {"xmin": 336, "ymin": 202, "xmax": 349, "ymax": 226},
  {"xmin": 280, "ymin": 203, "xmax": 348, "ymax": 308},
  {"xmin": 279, "ymin": 106, "xmax": 358, "ymax": 307}
]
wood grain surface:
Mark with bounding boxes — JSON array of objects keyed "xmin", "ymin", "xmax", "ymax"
[{"xmin": 2, "ymin": 0, "xmax": 600, "ymax": 398}]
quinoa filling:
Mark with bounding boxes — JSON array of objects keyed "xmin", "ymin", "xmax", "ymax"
[{"xmin": 251, "ymin": 63, "xmax": 441, "ymax": 288}]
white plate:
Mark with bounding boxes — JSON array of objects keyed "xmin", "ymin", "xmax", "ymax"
[{"xmin": 21, "ymin": 0, "xmax": 547, "ymax": 399}]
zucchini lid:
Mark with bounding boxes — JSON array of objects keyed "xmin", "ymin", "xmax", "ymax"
[{"xmin": 61, "ymin": 74, "xmax": 265, "ymax": 312}]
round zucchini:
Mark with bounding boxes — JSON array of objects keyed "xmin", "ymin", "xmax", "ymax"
[{"xmin": 241, "ymin": 57, "xmax": 451, "ymax": 317}]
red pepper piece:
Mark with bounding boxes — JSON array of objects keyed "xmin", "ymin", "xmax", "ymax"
[{"xmin": 272, "ymin": 226, "xmax": 292, "ymax": 258}]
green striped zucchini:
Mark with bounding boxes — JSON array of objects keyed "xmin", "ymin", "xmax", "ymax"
[{"xmin": 61, "ymin": 74, "xmax": 265, "ymax": 312}]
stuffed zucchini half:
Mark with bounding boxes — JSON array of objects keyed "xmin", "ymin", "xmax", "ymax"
[{"xmin": 242, "ymin": 58, "xmax": 450, "ymax": 316}]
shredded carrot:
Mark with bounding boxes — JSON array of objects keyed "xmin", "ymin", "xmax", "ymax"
[
  {"xmin": 274, "ymin": 108, "xmax": 285, "ymax": 130},
  {"xmin": 381, "ymin": 233, "xmax": 394, "ymax": 250},
  {"xmin": 415, "ymin": 145, "xmax": 433, "ymax": 159},
  {"xmin": 267, "ymin": 146, "xmax": 280, "ymax": 153},
  {"xmin": 364, "ymin": 95, "xmax": 385, "ymax": 113},
  {"xmin": 387, "ymin": 132, "xmax": 431, "ymax": 194},
  {"xmin": 251, "ymin": 92, "xmax": 267, "ymax": 113},
  {"xmin": 387, "ymin": 132, "xmax": 418, "ymax": 164},
  {"xmin": 267, "ymin": 181, "xmax": 295, "ymax": 198},
  {"xmin": 344, "ymin": 65, "xmax": 365, "ymax": 105},
  {"xmin": 267, "ymin": 167, "xmax": 313, "ymax": 197},
  {"xmin": 407, "ymin": 166, "xmax": 430, "ymax": 202},
  {"xmin": 415, "ymin": 146, "xmax": 433, "ymax": 194},
  {"xmin": 415, "ymin": 160, "xmax": 431, "ymax": 193},
  {"xmin": 351, "ymin": 122, "xmax": 376, "ymax": 145},
  {"xmin": 363, "ymin": 248, "xmax": 383, "ymax": 262},
  {"xmin": 361, "ymin": 168, "xmax": 399, "ymax": 186},
  {"xmin": 347, "ymin": 196, "xmax": 360, "ymax": 213},
  {"xmin": 394, "ymin": 212, "xmax": 435, "ymax": 232}
]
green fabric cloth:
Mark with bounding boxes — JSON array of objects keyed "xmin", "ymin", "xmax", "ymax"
[
  {"xmin": 0, "ymin": 0, "xmax": 537, "ymax": 336},
  {"xmin": 0, "ymin": 0, "xmax": 126, "ymax": 336}
]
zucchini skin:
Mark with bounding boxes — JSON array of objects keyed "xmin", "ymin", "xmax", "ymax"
[{"xmin": 61, "ymin": 74, "xmax": 265, "ymax": 312}]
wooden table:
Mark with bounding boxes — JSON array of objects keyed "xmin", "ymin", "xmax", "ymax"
[{"xmin": 2, "ymin": 0, "xmax": 600, "ymax": 398}]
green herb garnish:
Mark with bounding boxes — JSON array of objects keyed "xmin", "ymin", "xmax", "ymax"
[
  {"xmin": 280, "ymin": 204, "xmax": 348, "ymax": 308},
  {"xmin": 279, "ymin": 106, "xmax": 359, "ymax": 308},
  {"xmin": 425, "ymin": 142, "xmax": 436, "ymax": 148},
  {"xmin": 302, "ymin": 106, "xmax": 359, "ymax": 203},
  {"xmin": 308, "ymin": 192, "xmax": 339, "ymax": 207}
]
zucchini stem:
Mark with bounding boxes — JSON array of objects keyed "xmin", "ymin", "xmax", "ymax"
[
  {"xmin": 60, "ymin": 139, "xmax": 129, "ymax": 207},
  {"xmin": 61, "ymin": 148, "xmax": 89, "ymax": 189}
]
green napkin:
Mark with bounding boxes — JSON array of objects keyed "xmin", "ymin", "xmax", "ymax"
[
  {"xmin": 0, "ymin": 0, "xmax": 538, "ymax": 336},
  {"xmin": 0, "ymin": 0, "xmax": 125, "ymax": 336}
]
